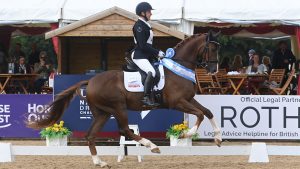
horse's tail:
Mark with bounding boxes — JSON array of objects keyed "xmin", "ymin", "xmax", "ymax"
[{"xmin": 27, "ymin": 80, "xmax": 89, "ymax": 129}]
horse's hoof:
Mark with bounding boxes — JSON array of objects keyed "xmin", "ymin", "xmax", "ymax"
[
  {"xmin": 214, "ymin": 138, "xmax": 222, "ymax": 147},
  {"xmin": 95, "ymin": 161, "xmax": 109, "ymax": 168},
  {"xmin": 151, "ymin": 147, "xmax": 161, "ymax": 153}
]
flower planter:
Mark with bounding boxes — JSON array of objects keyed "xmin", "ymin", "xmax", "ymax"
[
  {"xmin": 170, "ymin": 135, "xmax": 192, "ymax": 146},
  {"xmin": 46, "ymin": 136, "xmax": 68, "ymax": 146}
]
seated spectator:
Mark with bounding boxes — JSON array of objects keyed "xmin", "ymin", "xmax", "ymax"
[
  {"xmin": 0, "ymin": 43, "xmax": 8, "ymax": 73},
  {"xmin": 262, "ymin": 56, "xmax": 272, "ymax": 74},
  {"xmin": 14, "ymin": 56, "xmax": 31, "ymax": 74},
  {"xmin": 219, "ymin": 56, "xmax": 230, "ymax": 72},
  {"xmin": 245, "ymin": 54, "xmax": 267, "ymax": 94},
  {"xmin": 230, "ymin": 55, "xmax": 243, "ymax": 72},
  {"xmin": 246, "ymin": 54, "xmax": 267, "ymax": 74},
  {"xmin": 248, "ymin": 49, "xmax": 256, "ymax": 65},
  {"xmin": 34, "ymin": 51, "xmax": 53, "ymax": 94}
]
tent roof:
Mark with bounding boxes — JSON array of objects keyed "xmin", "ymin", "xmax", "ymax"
[
  {"xmin": 62, "ymin": 0, "xmax": 183, "ymax": 23},
  {"xmin": 184, "ymin": 0, "xmax": 300, "ymax": 25},
  {"xmin": 0, "ymin": 0, "xmax": 65, "ymax": 25},
  {"xmin": 45, "ymin": 6, "xmax": 185, "ymax": 39},
  {"xmin": 1, "ymin": 0, "xmax": 300, "ymax": 26}
]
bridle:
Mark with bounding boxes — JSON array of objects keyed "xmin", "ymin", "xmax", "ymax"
[{"xmin": 197, "ymin": 34, "xmax": 220, "ymax": 68}]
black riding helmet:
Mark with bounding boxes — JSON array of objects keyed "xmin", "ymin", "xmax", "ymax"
[{"xmin": 135, "ymin": 2, "xmax": 154, "ymax": 16}]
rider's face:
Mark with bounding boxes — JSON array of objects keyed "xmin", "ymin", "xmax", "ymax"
[{"xmin": 145, "ymin": 10, "xmax": 152, "ymax": 20}]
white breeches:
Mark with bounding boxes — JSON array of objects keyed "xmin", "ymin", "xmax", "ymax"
[{"xmin": 131, "ymin": 52, "xmax": 156, "ymax": 77}]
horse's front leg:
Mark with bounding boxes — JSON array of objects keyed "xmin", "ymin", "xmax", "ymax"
[
  {"xmin": 174, "ymin": 99, "xmax": 205, "ymax": 138},
  {"xmin": 190, "ymin": 98, "xmax": 222, "ymax": 146}
]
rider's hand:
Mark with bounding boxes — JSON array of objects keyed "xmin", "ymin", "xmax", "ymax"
[{"xmin": 158, "ymin": 50, "xmax": 165, "ymax": 59}]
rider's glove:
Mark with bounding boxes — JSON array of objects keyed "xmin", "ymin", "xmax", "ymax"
[{"xmin": 158, "ymin": 50, "xmax": 165, "ymax": 59}]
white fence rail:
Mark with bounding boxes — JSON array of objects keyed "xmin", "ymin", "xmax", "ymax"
[{"xmin": 1, "ymin": 142, "xmax": 299, "ymax": 163}]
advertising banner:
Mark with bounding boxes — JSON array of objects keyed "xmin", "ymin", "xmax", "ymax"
[
  {"xmin": 0, "ymin": 94, "xmax": 52, "ymax": 137},
  {"xmin": 54, "ymin": 75, "xmax": 183, "ymax": 138},
  {"xmin": 189, "ymin": 95, "xmax": 300, "ymax": 140}
]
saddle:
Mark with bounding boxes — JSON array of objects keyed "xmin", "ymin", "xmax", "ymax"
[
  {"xmin": 123, "ymin": 57, "xmax": 160, "ymax": 86},
  {"xmin": 123, "ymin": 57, "xmax": 165, "ymax": 105}
]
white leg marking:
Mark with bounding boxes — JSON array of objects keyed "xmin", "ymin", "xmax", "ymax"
[
  {"xmin": 209, "ymin": 117, "xmax": 222, "ymax": 142},
  {"xmin": 185, "ymin": 125, "xmax": 198, "ymax": 138},
  {"xmin": 92, "ymin": 155, "xmax": 108, "ymax": 167},
  {"xmin": 138, "ymin": 138, "xmax": 158, "ymax": 150}
]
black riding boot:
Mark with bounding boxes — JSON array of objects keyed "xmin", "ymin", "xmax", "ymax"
[{"xmin": 141, "ymin": 72, "xmax": 159, "ymax": 107}]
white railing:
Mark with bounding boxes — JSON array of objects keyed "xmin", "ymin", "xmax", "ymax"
[{"xmin": 1, "ymin": 142, "xmax": 299, "ymax": 163}]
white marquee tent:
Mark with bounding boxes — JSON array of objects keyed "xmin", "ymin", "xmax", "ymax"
[
  {"xmin": 1, "ymin": 0, "xmax": 300, "ymax": 51},
  {"xmin": 2, "ymin": 0, "xmax": 300, "ymax": 27}
]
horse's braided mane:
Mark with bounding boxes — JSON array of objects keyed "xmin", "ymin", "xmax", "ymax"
[{"xmin": 174, "ymin": 33, "xmax": 204, "ymax": 50}]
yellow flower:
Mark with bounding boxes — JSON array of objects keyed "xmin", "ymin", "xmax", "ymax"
[{"xmin": 53, "ymin": 127, "xmax": 59, "ymax": 132}]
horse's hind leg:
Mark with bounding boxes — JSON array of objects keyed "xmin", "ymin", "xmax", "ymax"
[
  {"xmin": 190, "ymin": 98, "xmax": 222, "ymax": 146},
  {"xmin": 86, "ymin": 108, "xmax": 110, "ymax": 167},
  {"xmin": 114, "ymin": 109, "xmax": 160, "ymax": 153}
]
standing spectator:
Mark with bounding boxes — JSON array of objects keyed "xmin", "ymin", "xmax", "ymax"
[
  {"xmin": 14, "ymin": 56, "xmax": 31, "ymax": 74},
  {"xmin": 272, "ymin": 41, "xmax": 296, "ymax": 73},
  {"xmin": 0, "ymin": 43, "xmax": 8, "ymax": 73},
  {"xmin": 34, "ymin": 51, "xmax": 53, "ymax": 93},
  {"xmin": 10, "ymin": 43, "xmax": 25, "ymax": 62},
  {"xmin": 262, "ymin": 56, "xmax": 272, "ymax": 74},
  {"xmin": 248, "ymin": 49, "xmax": 256, "ymax": 65},
  {"xmin": 28, "ymin": 43, "xmax": 40, "ymax": 69},
  {"xmin": 231, "ymin": 55, "xmax": 243, "ymax": 72}
]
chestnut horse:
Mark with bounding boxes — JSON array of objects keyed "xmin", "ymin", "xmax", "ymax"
[{"xmin": 29, "ymin": 32, "xmax": 222, "ymax": 167}]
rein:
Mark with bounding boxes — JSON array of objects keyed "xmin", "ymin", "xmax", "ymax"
[{"xmin": 171, "ymin": 58, "xmax": 198, "ymax": 68}]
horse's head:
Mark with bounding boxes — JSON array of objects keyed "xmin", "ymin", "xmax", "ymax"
[
  {"xmin": 173, "ymin": 31, "xmax": 220, "ymax": 69},
  {"xmin": 198, "ymin": 31, "xmax": 221, "ymax": 68}
]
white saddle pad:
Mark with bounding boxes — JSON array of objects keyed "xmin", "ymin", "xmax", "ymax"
[{"xmin": 123, "ymin": 64, "xmax": 165, "ymax": 92}]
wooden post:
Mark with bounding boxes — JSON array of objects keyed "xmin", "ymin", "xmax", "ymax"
[{"xmin": 100, "ymin": 38, "xmax": 108, "ymax": 70}]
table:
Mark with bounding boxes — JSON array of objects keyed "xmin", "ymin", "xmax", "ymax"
[
  {"xmin": 226, "ymin": 74, "xmax": 268, "ymax": 95},
  {"xmin": 0, "ymin": 74, "xmax": 38, "ymax": 94}
]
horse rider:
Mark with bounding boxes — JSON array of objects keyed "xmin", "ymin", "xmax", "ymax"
[{"xmin": 131, "ymin": 2, "xmax": 165, "ymax": 106}]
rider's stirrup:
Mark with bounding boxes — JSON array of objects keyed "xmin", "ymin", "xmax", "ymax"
[{"xmin": 142, "ymin": 96, "xmax": 159, "ymax": 107}]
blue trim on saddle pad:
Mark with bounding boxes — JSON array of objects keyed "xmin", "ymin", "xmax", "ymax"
[{"xmin": 161, "ymin": 58, "xmax": 196, "ymax": 83}]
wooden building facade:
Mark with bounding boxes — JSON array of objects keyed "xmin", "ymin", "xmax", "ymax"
[{"xmin": 46, "ymin": 7, "xmax": 185, "ymax": 74}]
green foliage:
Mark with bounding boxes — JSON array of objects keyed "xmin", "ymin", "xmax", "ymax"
[
  {"xmin": 218, "ymin": 35, "xmax": 290, "ymax": 66},
  {"xmin": 40, "ymin": 121, "xmax": 72, "ymax": 139},
  {"xmin": 9, "ymin": 35, "xmax": 57, "ymax": 68}
]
